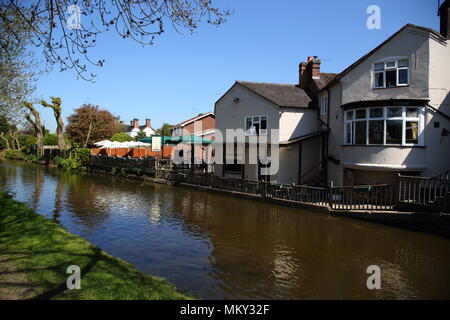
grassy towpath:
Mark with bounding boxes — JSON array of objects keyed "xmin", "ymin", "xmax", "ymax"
[{"xmin": 0, "ymin": 191, "xmax": 192, "ymax": 300}]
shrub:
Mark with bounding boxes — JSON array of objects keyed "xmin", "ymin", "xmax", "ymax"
[
  {"xmin": 52, "ymin": 148, "xmax": 91, "ymax": 170},
  {"xmin": 73, "ymin": 148, "xmax": 91, "ymax": 167},
  {"xmin": 111, "ymin": 132, "xmax": 134, "ymax": 142},
  {"xmin": 19, "ymin": 135, "xmax": 37, "ymax": 155},
  {"xmin": 25, "ymin": 154, "xmax": 43, "ymax": 163},
  {"xmin": 43, "ymin": 134, "xmax": 58, "ymax": 146},
  {"xmin": 4, "ymin": 149, "xmax": 26, "ymax": 160}
]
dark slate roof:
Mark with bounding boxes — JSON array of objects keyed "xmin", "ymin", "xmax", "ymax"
[
  {"xmin": 237, "ymin": 81, "xmax": 312, "ymax": 108},
  {"xmin": 314, "ymin": 73, "xmax": 338, "ymax": 90}
]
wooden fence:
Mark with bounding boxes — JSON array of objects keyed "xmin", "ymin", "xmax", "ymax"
[
  {"xmin": 87, "ymin": 155, "xmax": 450, "ymax": 213},
  {"xmin": 398, "ymin": 174, "xmax": 450, "ymax": 212}
]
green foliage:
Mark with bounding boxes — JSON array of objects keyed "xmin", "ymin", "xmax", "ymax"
[
  {"xmin": 18, "ymin": 134, "xmax": 37, "ymax": 154},
  {"xmin": 0, "ymin": 192, "xmax": 192, "ymax": 300},
  {"xmin": 156, "ymin": 123, "xmax": 172, "ymax": 137},
  {"xmin": 25, "ymin": 154, "xmax": 43, "ymax": 163},
  {"xmin": 135, "ymin": 131, "xmax": 147, "ymax": 141},
  {"xmin": 52, "ymin": 148, "xmax": 91, "ymax": 171},
  {"xmin": 53, "ymin": 156, "xmax": 81, "ymax": 170},
  {"xmin": 3, "ymin": 149, "xmax": 26, "ymax": 160},
  {"xmin": 43, "ymin": 133, "xmax": 58, "ymax": 146},
  {"xmin": 73, "ymin": 148, "xmax": 91, "ymax": 167},
  {"xmin": 111, "ymin": 132, "xmax": 134, "ymax": 142}
]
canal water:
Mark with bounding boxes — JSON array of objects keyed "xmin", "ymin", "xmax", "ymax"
[{"xmin": 1, "ymin": 160, "xmax": 450, "ymax": 299}]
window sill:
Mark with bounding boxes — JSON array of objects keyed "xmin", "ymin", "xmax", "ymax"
[
  {"xmin": 372, "ymin": 85, "xmax": 410, "ymax": 90},
  {"xmin": 341, "ymin": 144, "xmax": 426, "ymax": 148}
]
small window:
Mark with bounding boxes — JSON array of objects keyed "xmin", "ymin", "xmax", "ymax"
[
  {"xmin": 372, "ymin": 58, "xmax": 410, "ymax": 89},
  {"xmin": 245, "ymin": 116, "xmax": 267, "ymax": 135},
  {"xmin": 320, "ymin": 96, "xmax": 328, "ymax": 115},
  {"xmin": 245, "ymin": 117, "xmax": 252, "ymax": 131}
]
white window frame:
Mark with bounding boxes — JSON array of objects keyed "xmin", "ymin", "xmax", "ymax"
[
  {"xmin": 320, "ymin": 96, "xmax": 328, "ymax": 116},
  {"xmin": 343, "ymin": 106, "xmax": 424, "ymax": 146},
  {"xmin": 244, "ymin": 115, "xmax": 268, "ymax": 136},
  {"xmin": 372, "ymin": 57, "xmax": 410, "ymax": 89}
]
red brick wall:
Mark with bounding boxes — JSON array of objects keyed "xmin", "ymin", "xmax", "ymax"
[{"xmin": 180, "ymin": 114, "xmax": 215, "ymax": 134}]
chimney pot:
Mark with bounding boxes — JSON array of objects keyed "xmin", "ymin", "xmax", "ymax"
[
  {"xmin": 146, "ymin": 119, "xmax": 151, "ymax": 128},
  {"xmin": 133, "ymin": 118, "xmax": 139, "ymax": 129},
  {"xmin": 307, "ymin": 56, "xmax": 313, "ymax": 62}
]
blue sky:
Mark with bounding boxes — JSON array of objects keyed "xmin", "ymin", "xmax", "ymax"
[{"xmin": 34, "ymin": 0, "xmax": 440, "ymax": 132}]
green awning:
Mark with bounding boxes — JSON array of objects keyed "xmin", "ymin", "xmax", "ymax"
[
  {"xmin": 139, "ymin": 136, "xmax": 173, "ymax": 144},
  {"xmin": 170, "ymin": 134, "xmax": 213, "ymax": 144}
]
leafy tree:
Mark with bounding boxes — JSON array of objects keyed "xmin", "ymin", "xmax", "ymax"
[
  {"xmin": 156, "ymin": 123, "xmax": 173, "ymax": 137},
  {"xmin": 0, "ymin": 1, "xmax": 231, "ymax": 81},
  {"xmin": 66, "ymin": 104, "xmax": 120, "ymax": 147},
  {"xmin": 111, "ymin": 132, "xmax": 134, "ymax": 143},
  {"xmin": 0, "ymin": 3, "xmax": 39, "ymax": 123},
  {"xmin": 135, "ymin": 131, "xmax": 147, "ymax": 141}
]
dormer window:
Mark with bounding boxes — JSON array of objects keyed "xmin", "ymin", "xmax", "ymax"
[{"xmin": 373, "ymin": 58, "xmax": 410, "ymax": 89}]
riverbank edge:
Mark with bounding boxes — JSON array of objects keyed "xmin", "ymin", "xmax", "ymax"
[
  {"xmin": 88, "ymin": 168, "xmax": 450, "ymax": 239},
  {"xmin": 0, "ymin": 191, "xmax": 193, "ymax": 300}
]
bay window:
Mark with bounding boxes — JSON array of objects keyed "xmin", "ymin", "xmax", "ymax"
[
  {"xmin": 373, "ymin": 58, "xmax": 410, "ymax": 89},
  {"xmin": 344, "ymin": 106, "xmax": 423, "ymax": 146},
  {"xmin": 245, "ymin": 116, "xmax": 268, "ymax": 135}
]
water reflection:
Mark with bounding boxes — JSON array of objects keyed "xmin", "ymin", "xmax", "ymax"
[{"xmin": 0, "ymin": 160, "xmax": 449, "ymax": 299}]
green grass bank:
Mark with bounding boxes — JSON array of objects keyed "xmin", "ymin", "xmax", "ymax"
[{"xmin": 0, "ymin": 191, "xmax": 192, "ymax": 300}]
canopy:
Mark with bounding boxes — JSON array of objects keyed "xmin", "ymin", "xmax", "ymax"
[{"xmin": 94, "ymin": 140, "xmax": 150, "ymax": 149}]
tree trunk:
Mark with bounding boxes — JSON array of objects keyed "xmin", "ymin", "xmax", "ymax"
[
  {"xmin": 83, "ymin": 106, "xmax": 95, "ymax": 148},
  {"xmin": 24, "ymin": 103, "xmax": 44, "ymax": 149},
  {"xmin": 41, "ymin": 98, "xmax": 66, "ymax": 150},
  {"xmin": 10, "ymin": 131, "xmax": 21, "ymax": 150},
  {"xmin": 84, "ymin": 120, "xmax": 93, "ymax": 148},
  {"xmin": 0, "ymin": 132, "xmax": 10, "ymax": 150}
]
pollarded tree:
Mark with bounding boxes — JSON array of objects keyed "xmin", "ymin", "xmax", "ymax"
[
  {"xmin": 41, "ymin": 97, "xmax": 66, "ymax": 150},
  {"xmin": 24, "ymin": 102, "xmax": 44, "ymax": 149},
  {"xmin": 66, "ymin": 104, "xmax": 121, "ymax": 147},
  {"xmin": 0, "ymin": 1, "xmax": 232, "ymax": 81}
]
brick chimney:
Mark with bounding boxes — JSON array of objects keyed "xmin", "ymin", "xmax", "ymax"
[
  {"xmin": 145, "ymin": 119, "xmax": 151, "ymax": 129},
  {"xmin": 439, "ymin": 0, "xmax": 450, "ymax": 39},
  {"xmin": 299, "ymin": 56, "xmax": 321, "ymax": 89},
  {"xmin": 133, "ymin": 118, "xmax": 139, "ymax": 129}
]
